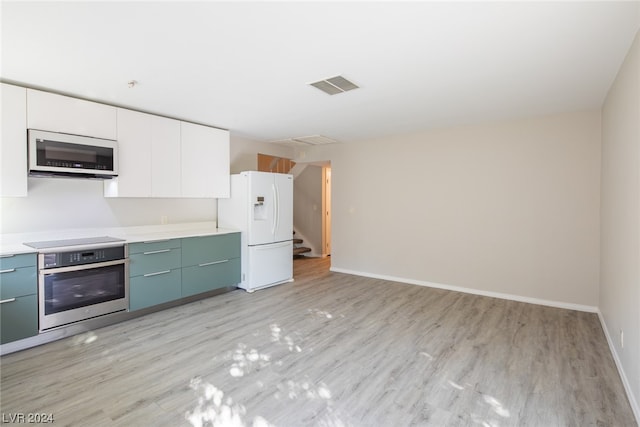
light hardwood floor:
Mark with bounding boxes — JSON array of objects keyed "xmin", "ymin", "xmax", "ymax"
[{"xmin": 1, "ymin": 257, "xmax": 636, "ymax": 426}]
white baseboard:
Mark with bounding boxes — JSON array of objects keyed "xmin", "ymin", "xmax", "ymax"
[
  {"xmin": 329, "ymin": 267, "xmax": 598, "ymax": 313},
  {"xmin": 597, "ymin": 310, "xmax": 640, "ymax": 424}
]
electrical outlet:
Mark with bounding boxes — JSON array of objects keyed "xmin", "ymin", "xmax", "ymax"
[
  {"xmin": 160, "ymin": 215, "xmax": 168, "ymax": 225},
  {"xmin": 620, "ymin": 329, "xmax": 624, "ymax": 349}
]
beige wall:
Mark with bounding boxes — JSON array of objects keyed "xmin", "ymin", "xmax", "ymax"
[
  {"xmin": 299, "ymin": 110, "xmax": 602, "ymax": 309},
  {"xmin": 229, "ymin": 134, "xmax": 293, "ymax": 174},
  {"xmin": 600, "ymin": 30, "xmax": 640, "ymax": 418}
]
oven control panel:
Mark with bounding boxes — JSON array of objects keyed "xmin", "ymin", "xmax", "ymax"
[{"xmin": 42, "ymin": 245, "xmax": 125, "ymax": 269}]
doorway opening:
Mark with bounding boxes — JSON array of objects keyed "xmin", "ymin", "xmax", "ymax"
[{"xmin": 256, "ymin": 154, "xmax": 331, "ymax": 268}]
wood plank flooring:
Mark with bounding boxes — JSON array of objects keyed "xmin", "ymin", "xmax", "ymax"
[{"xmin": 1, "ymin": 256, "xmax": 636, "ymax": 426}]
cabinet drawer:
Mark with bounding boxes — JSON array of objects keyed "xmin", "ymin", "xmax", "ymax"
[
  {"xmin": 0, "ymin": 294, "xmax": 38, "ymax": 344},
  {"xmin": 130, "ymin": 269, "xmax": 181, "ymax": 311},
  {"xmin": 182, "ymin": 257, "xmax": 240, "ymax": 297},
  {"xmin": 0, "ymin": 253, "xmax": 36, "ymax": 270},
  {"xmin": 129, "ymin": 248, "xmax": 181, "ymax": 277},
  {"xmin": 0, "ymin": 266, "xmax": 37, "ymax": 299},
  {"xmin": 181, "ymin": 233, "xmax": 240, "ymax": 267},
  {"xmin": 128, "ymin": 239, "xmax": 181, "ymax": 255}
]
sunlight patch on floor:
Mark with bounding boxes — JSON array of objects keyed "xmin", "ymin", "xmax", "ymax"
[
  {"xmin": 228, "ymin": 344, "xmax": 271, "ymax": 378},
  {"xmin": 187, "ymin": 321, "xmax": 346, "ymax": 426},
  {"xmin": 71, "ymin": 331, "xmax": 98, "ymax": 345},
  {"xmin": 483, "ymin": 393, "xmax": 510, "ymax": 418},
  {"xmin": 186, "ymin": 377, "xmax": 274, "ymax": 427}
]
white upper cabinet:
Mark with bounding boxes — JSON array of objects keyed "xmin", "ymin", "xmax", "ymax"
[
  {"xmin": 181, "ymin": 122, "xmax": 230, "ymax": 198},
  {"xmin": 151, "ymin": 116, "xmax": 181, "ymax": 198},
  {"xmin": 27, "ymin": 89, "xmax": 116, "ymax": 140},
  {"xmin": 104, "ymin": 109, "xmax": 153, "ymax": 197},
  {"xmin": 0, "ymin": 83, "xmax": 28, "ymax": 197},
  {"xmin": 104, "ymin": 109, "xmax": 182, "ymax": 198}
]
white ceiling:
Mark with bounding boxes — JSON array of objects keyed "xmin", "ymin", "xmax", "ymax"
[{"xmin": 2, "ymin": 1, "xmax": 639, "ymax": 144}]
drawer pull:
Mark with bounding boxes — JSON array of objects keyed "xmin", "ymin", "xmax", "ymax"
[
  {"xmin": 143, "ymin": 249, "xmax": 171, "ymax": 255},
  {"xmin": 0, "ymin": 298, "xmax": 16, "ymax": 304},
  {"xmin": 142, "ymin": 239, "xmax": 170, "ymax": 244},
  {"xmin": 0, "ymin": 254, "xmax": 15, "ymax": 258},
  {"xmin": 199, "ymin": 259, "xmax": 228, "ymax": 267},
  {"xmin": 143, "ymin": 270, "xmax": 171, "ymax": 277},
  {"xmin": 0, "ymin": 268, "xmax": 16, "ymax": 274}
]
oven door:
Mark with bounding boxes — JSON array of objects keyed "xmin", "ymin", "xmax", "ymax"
[{"xmin": 38, "ymin": 259, "xmax": 129, "ymax": 331}]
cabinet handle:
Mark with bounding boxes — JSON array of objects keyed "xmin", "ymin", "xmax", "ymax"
[
  {"xmin": 143, "ymin": 249, "xmax": 171, "ymax": 255},
  {"xmin": 0, "ymin": 254, "xmax": 15, "ymax": 258},
  {"xmin": 0, "ymin": 268, "xmax": 16, "ymax": 274},
  {"xmin": 0, "ymin": 298, "xmax": 16, "ymax": 304},
  {"xmin": 143, "ymin": 270, "xmax": 171, "ymax": 277},
  {"xmin": 142, "ymin": 240, "xmax": 170, "ymax": 244},
  {"xmin": 199, "ymin": 259, "xmax": 228, "ymax": 267}
]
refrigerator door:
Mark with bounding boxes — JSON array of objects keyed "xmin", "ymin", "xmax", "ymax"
[
  {"xmin": 248, "ymin": 173, "xmax": 276, "ymax": 245},
  {"xmin": 274, "ymin": 174, "xmax": 293, "ymax": 243},
  {"xmin": 247, "ymin": 240, "xmax": 293, "ymax": 290}
]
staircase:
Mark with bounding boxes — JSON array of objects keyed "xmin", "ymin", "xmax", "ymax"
[{"xmin": 293, "ymin": 231, "xmax": 311, "ymax": 258}]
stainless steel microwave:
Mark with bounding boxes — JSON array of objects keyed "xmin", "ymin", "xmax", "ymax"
[{"xmin": 28, "ymin": 129, "xmax": 118, "ymax": 179}]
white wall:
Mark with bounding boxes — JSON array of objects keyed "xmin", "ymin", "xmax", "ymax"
[
  {"xmin": 298, "ymin": 110, "xmax": 602, "ymax": 309},
  {"xmin": 0, "ymin": 133, "xmax": 293, "ymax": 234},
  {"xmin": 0, "ymin": 177, "xmax": 216, "ymax": 234},
  {"xmin": 600, "ymin": 30, "xmax": 640, "ymax": 420}
]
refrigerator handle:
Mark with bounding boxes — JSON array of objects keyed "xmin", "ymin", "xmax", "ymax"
[
  {"xmin": 275, "ymin": 182, "xmax": 280, "ymax": 234},
  {"xmin": 272, "ymin": 183, "xmax": 278, "ymax": 236}
]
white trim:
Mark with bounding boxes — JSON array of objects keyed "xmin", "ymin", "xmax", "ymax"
[
  {"xmin": 597, "ymin": 310, "xmax": 640, "ymax": 424},
  {"xmin": 329, "ymin": 267, "xmax": 598, "ymax": 313}
]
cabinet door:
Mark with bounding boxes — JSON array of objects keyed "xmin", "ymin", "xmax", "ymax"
[
  {"xmin": 182, "ymin": 234, "xmax": 241, "ymax": 267},
  {"xmin": 181, "ymin": 122, "xmax": 230, "ymax": 198},
  {"xmin": 105, "ymin": 108, "xmax": 152, "ymax": 197},
  {"xmin": 0, "ymin": 84, "xmax": 28, "ymax": 197},
  {"xmin": 0, "ymin": 294, "xmax": 38, "ymax": 344},
  {"xmin": 0, "ymin": 266, "xmax": 37, "ymax": 299},
  {"xmin": 128, "ymin": 239, "xmax": 181, "ymax": 255},
  {"xmin": 182, "ymin": 258, "xmax": 240, "ymax": 297},
  {"xmin": 151, "ymin": 116, "xmax": 181, "ymax": 197},
  {"xmin": 129, "ymin": 248, "xmax": 181, "ymax": 277},
  {"xmin": 27, "ymin": 89, "xmax": 116, "ymax": 140},
  {"xmin": 130, "ymin": 269, "xmax": 181, "ymax": 311}
]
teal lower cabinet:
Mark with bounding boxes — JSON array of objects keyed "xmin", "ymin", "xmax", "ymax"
[
  {"xmin": 181, "ymin": 233, "xmax": 241, "ymax": 297},
  {"xmin": 182, "ymin": 258, "xmax": 240, "ymax": 297},
  {"xmin": 128, "ymin": 239, "xmax": 182, "ymax": 311},
  {"xmin": 0, "ymin": 253, "xmax": 38, "ymax": 344},
  {"xmin": 127, "ymin": 233, "xmax": 241, "ymax": 311},
  {"xmin": 0, "ymin": 294, "xmax": 38, "ymax": 344},
  {"xmin": 129, "ymin": 269, "xmax": 182, "ymax": 311}
]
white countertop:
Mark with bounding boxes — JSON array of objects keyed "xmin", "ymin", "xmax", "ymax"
[{"xmin": 0, "ymin": 222, "xmax": 239, "ymax": 255}]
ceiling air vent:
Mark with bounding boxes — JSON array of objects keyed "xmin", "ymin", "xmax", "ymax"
[{"xmin": 310, "ymin": 75, "xmax": 359, "ymax": 95}]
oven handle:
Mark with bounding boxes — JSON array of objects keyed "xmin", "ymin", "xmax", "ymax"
[{"xmin": 40, "ymin": 258, "xmax": 128, "ymax": 274}]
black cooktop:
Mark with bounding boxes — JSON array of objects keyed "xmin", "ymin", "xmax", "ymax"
[{"xmin": 23, "ymin": 236, "xmax": 125, "ymax": 250}]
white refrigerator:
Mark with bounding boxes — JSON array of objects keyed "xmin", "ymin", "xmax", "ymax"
[{"xmin": 217, "ymin": 171, "xmax": 293, "ymax": 292}]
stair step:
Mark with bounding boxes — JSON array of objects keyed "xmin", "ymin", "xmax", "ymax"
[
  {"xmin": 293, "ymin": 238, "xmax": 303, "ymax": 244},
  {"xmin": 293, "ymin": 247, "xmax": 311, "ymax": 256}
]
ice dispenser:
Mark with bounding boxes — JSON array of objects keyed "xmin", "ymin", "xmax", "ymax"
[{"xmin": 254, "ymin": 196, "xmax": 267, "ymax": 220}]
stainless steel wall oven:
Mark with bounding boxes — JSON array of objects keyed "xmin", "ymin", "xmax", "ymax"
[{"xmin": 25, "ymin": 237, "xmax": 129, "ymax": 331}]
